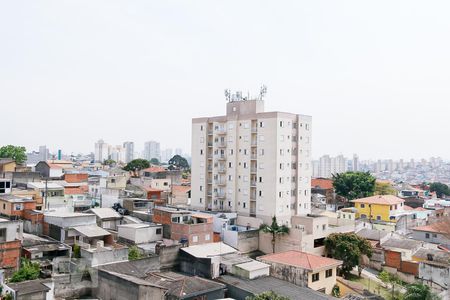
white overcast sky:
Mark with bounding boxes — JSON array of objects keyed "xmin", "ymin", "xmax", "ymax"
[{"xmin": 1, "ymin": 1, "xmax": 450, "ymax": 160}]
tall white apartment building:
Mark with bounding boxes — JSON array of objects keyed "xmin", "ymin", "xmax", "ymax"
[
  {"xmin": 94, "ymin": 139, "xmax": 109, "ymax": 163},
  {"xmin": 109, "ymin": 145, "xmax": 125, "ymax": 163},
  {"xmin": 315, "ymin": 154, "xmax": 347, "ymax": 178},
  {"xmin": 191, "ymin": 99, "xmax": 312, "ymax": 226},
  {"xmin": 143, "ymin": 141, "xmax": 160, "ymax": 161},
  {"xmin": 123, "ymin": 142, "xmax": 134, "ymax": 163}
]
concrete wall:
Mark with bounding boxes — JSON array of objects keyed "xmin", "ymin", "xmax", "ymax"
[
  {"xmin": 95, "ymin": 270, "xmax": 166, "ymax": 300},
  {"xmin": 257, "ymin": 259, "xmax": 309, "ymax": 287},
  {"xmin": 81, "ymin": 247, "xmax": 128, "ymax": 267},
  {"xmin": 307, "ymin": 268, "xmax": 338, "ymax": 295},
  {"xmin": 44, "ymin": 214, "xmax": 96, "ymax": 228},
  {"xmin": 419, "ymin": 262, "xmax": 450, "ymax": 291},
  {"xmin": 223, "ymin": 229, "xmax": 259, "ymax": 253}
]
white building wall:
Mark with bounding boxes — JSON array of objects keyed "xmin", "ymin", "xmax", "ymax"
[{"xmin": 191, "ymin": 100, "xmax": 312, "ymax": 227}]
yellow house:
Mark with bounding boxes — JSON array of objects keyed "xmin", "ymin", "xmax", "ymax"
[
  {"xmin": 257, "ymin": 250, "xmax": 342, "ymax": 295},
  {"xmin": 351, "ymin": 195, "xmax": 405, "ymax": 223}
]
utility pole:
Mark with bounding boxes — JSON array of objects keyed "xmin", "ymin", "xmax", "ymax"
[{"xmin": 44, "ymin": 177, "xmax": 48, "ymax": 211}]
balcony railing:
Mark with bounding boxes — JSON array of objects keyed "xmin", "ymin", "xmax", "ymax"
[
  {"xmin": 250, "ymin": 168, "xmax": 257, "ymax": 174},
  {"xmin": 250, "ymin": 154, "xmax": 257, "ymax": 160}
]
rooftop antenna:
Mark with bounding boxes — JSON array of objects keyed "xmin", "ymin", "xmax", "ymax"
[
  {"xmin": 224, "ymin": 89, "xmax": 231, "ymax": 102},
  {"xmin": 259, "ymin": 85, "xmax": 267, "ymax": 100}
]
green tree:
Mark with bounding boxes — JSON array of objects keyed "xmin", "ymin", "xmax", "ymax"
[
  {"xmin": 128, "ymin": 246, "xmax": 142, "ymax": 260},
  {"xmin": 168, "ymin": 155, "xmax": 190, "ymax": 170},
  {"xmin": 123, "ymin": 159, "xmax": 150, "ymax": 172},
  {"xmin": 375, "ymin": 181, "xmax": 397, "ymax": 195},
  {"xmin": 0, "ymin": 145, "xmax": 26, "ymax": 164},
  {"xmin": 73, "ymin": 244, "xmax": 81, "ymax": 258},
  {"xmin": 429, "ymin": 182, "xmax": 450, "ymax": 198},
  {"xmin": 10, "ymin": 259, "xmax": 40, "ymax": 283},
  {"xmin": 103, "ymin": 159, "xmax": 116, "ymax": 166},
  {"xmin": 404, "ymin": 282, "xmax": 439, "ymax": 300},
  {"xmin": 333, "ymin": 171, "xmax": 376, "ymax": 200},
  {"xmin": 259, "ymin": 216, "xmax": 289, "ymax": 253},
  {"xmin": 246, "ymin": 291, "xmax": 290, "ymax": 300},
  {"xmin": 324, "ymin": 233, "xmax": 372, "ymax": 279},
  {"xmin": 149, "ymin": 158, "xmax": 160, "ymax": 165}
]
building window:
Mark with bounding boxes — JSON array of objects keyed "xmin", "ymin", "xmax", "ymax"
[
  {"xmin": 200, "ymin": 186, "xmax": 203, "ymax": 191},
  {"xmin": 425, "ymin": 233, "xmax": 430, "ymax": 239},
  {"xmin": 361, "ymin": 214, "xmax": 367, "ymax": 219},
  {"xmin": 326, "ymin": 269, "xmax": 333, "ymax": 278},
  {"xmin": 432, "ymin": 234, "xmax": 437, "ymax": 238},
  {"xmin": 192, "ymin": 236, "xmax": 198, "ymax": 243},
  {"xmin": 199, "ymin": 198, "xmax": 202, "ymax": 203},
  {"xmin": 200, "ymin": 125, "xmax": 203, "ymax": 131},
  {"xmin": 0, "ymin": 228, "xmax": 6, "ymax": 242},
  {"xmin": 312, "ymin": 273, "xmax": 319, "ymax": 282},
  {"xmin": 280, "ymin": 121, "xmax": 284, "ymax": 127},
  {"xmin": 205, "ymin": 234, "xmax": 211, "ymax": 241},
  {"xmin": 376, "ymin": 216, "xmax": 381, "ymax": 221},
  {"xmin": 360, "ymin": 204, "xmax": 365, "ymax": 208},
  {"xmin": 259, "ymin": 121, "xmax": 264, "ymax": 128},
  {"xmin": 200, "ymin": 149, "xmax": 203, "ymax": 155},
  {"xmin": 243, "ymin": 202, "xmax": 246, "ymax": 208},
  {"xmin": 156, "ymin": 228, "xmax": 162, "ymax": 234}
]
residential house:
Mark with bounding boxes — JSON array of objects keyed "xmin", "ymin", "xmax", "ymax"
[
  {"xmin": 117, "ymin": 223, "xmax": 163, "ymax": 245},
  {"xmin": 169, "ymin": 185, "xmax": 191, "ymax": 206},
  {"xmin": 351, "ymin": 195, "xmax": 407, "ymax": 223},
  {"xmin": 27, "ymin": 181, "xmax": 65, "ymax": 210},
  {"xmin": 152, "ymin": 207, "xmax": 213, "ymax": 245},
  {"xmin": 311, "ymin": 178, "xmax": 342, "ymax": 211},
  {"xmin": 0, "ymin": 159, "xmax": 16, "ymax": 173},
  {"xmin": 257, "ymin": 250, "xmax": 342, "ymax": 295},
  {"xmin": 179, "ymin": 242, "xmax": 269, "ymax": 279},
  {"xmin": 35, "ymin": 160, "xmax": 74, "ymax": 179},
  {"xmin": 0, "ymin": 218, "xmax": 23, "ymax": 272},
  {"xmin": 413, "ymin": 248, "xmax": 450, "ymax": 292},
  {"xmin": 411, "ymin": 224, "xmax": 450, "ymax": 246},
  {"xmin": 95, "ymin": 258, "xmax": 226, "ymax": 300},
  {"xmin": 21, "ymin": 233, "xmax": 70, "ymax": 277},
  {"xmin": 88, "ymin": 208, "xmax": 122, "ymax": 231},
  {"xmin": 0, "ymin": 194, "xmax": 36, "ymax": 220},
  {"xmin": 217, "ymin": 274, "xmax": 332, "ymax": 300},
  {"xmin": 4, "ymin": 280, "xmax": 51, "ymax": 300}
]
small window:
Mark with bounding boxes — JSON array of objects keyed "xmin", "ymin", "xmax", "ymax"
[
  {"xmin": 312, "ymin": 273, "xmax": 319, "ymax": 282},
  {"xmin": 326, "ymin": 269, "xmax": 333, "ymax": 278},
  {"xmin": 432, "ymin": 234, "xmax": 437, "ymax": 238},
  {"xmin": 156, "ymin": 228, "xmax": 162, "ymax": 235},
  {"xmin": 205, "ymin": 234, "xmax": 211, "ymax": 241},
  {"xmin": 360, "ymin": 204, "xmax": 365, "ymax": 208},
  {"xmin": 376, "ymin": 216, "xmax": 381, "ymax": 221},
  {"xmin": 192, "ymin": 235, "xmax": 198, "ymax": 243},
  {"xmin": 425, "ymin": 233, "xmax": 430, "ymax": 239}
]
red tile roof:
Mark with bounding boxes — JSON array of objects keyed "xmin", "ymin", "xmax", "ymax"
[
  {"xmin": 311, "ymin": 178, "xmax": 334, "ymax": 190},
  {"xmin": 258, "ymin": 250, "xmax": 342, "ymax": 271},
  {"xmin": 404, "ymin": 205, "xmax": 414, "ymax": 211},
  {"xmin": 351, "ymin": 195, "xmax": 404, "ymax": 205},
  {"xmin": 172, "ymin": 185, "xmax": 191, "ymax": 194},
  {"xmin": 412, "ymin": 224, "xmax": 445, "ymax": 234},
  {"xmin": 142, "ymin": 166, "xmax": 166, "ymax": 173}
]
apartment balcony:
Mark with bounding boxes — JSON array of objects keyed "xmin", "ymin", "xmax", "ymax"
[
  {"xmin": 207, "ymin": 155, "xmax": 213, "ymax": 160},
  {"xmin": 250, "ymin": 168, "xmax": 257, "ymax": 174},
  {"xmin": 207, "ymin": 191, "xmax": 213, "ymax": 197},
  {"xmin": 215, "ymin": 180, "xmax": 226, "ymax": 186},
  {"xmin": 250, "ymin": 153, "xmax": 257, "ymax": 160},
  {"xmin": 250, "ymin": 208, "xmax": 256, "ymax": 217},
  {"xmin": 251, "ymin": 127, "xmax": 257, "ymax": 133},
  {"xmin": 218, "ymin": 168, "xmax": 226, "ymax": 174},
  {"xmin": 251, "ymin": 141, "xmax": 257, "ymax": 147},
  {"xmin": 207, "ymin": 142, "xmax": 213, "ymax": 147},
  {"xmin": 207, "ymin": 166, "xmax": 212, "ymax": 172},
  {"xmin": 208, "ymin": 130, "xmax": 213, "ymax": 135},
  {"xmin": 207, "ymin": 180, "xmax": 213, "ymax": 185},
  {"xmin": 250, "ymin": 193, "xmax": 257, "ymax": 201},
  {"xmin": 214, "ymin": 192, "xmax": 226, "ymax": 199},
  {"xmin": 218, "ymin": 154, "xmax": 227, "ymax": 160},
  {"xmin": 217, "ymin": 142, "xmax": 226, "ymax": 148},
  {"xmin": 216, "ymin": 128, "xmax": 226, "ymax": 135},
  {"xmin": 250, "ymin": 181, "xmax": 257, "ymax": 187}
]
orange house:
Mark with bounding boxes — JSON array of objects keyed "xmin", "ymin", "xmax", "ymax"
[{"xmin": 0, "ymin": 195, "xmax": 36, "ymax": 219}]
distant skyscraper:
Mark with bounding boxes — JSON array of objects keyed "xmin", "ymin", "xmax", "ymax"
[
  {"xmin": 316, "ymin": 155, "xmax": 347, "ymax": 178},
  {"xmin": 352, "ymin": 154, "xmax": 359, "ymax": 172},
  {"xmin": 94, "ymin": 139, "xmax": 109, "ymax": 163},
  {"xmin": 143, "ymin": 141, "xmax": 160, "ymax": 161},
  {"xmin": 110, "ymin": 145, "xmax": 125, "ymax": 163},
  {"xmin": 38, "ymin": 145, "xmax": 49, "ymax": 161},
  {"xmin": 123, "ymin": 142, "xmax": 134, "ymax": 163},
  {"xmin": 161, "ymin": 148, "xmax": 173, "ymax": 163}
]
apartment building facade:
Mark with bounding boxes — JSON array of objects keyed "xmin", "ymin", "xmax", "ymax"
[{"xmin": 191, "ymin": 99, "xmax": 312, "ymax": 226}]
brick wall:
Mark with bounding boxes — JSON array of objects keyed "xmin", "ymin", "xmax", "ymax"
[
  {"xmin": 0, "ymin": 240, "xmax": 21, "ymax": 269},
  {"xmin": 384, "ymin": 250, "xmax": 401, "ymax": 269}
]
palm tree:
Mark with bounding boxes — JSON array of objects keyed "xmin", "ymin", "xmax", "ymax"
[
  {"xmin": 259, "ymin": 216, "xmax": 289, "ymax": 253},
  {"xmin": 404, "ymin": 283, "xmax": 440, "ymax": 300}
]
